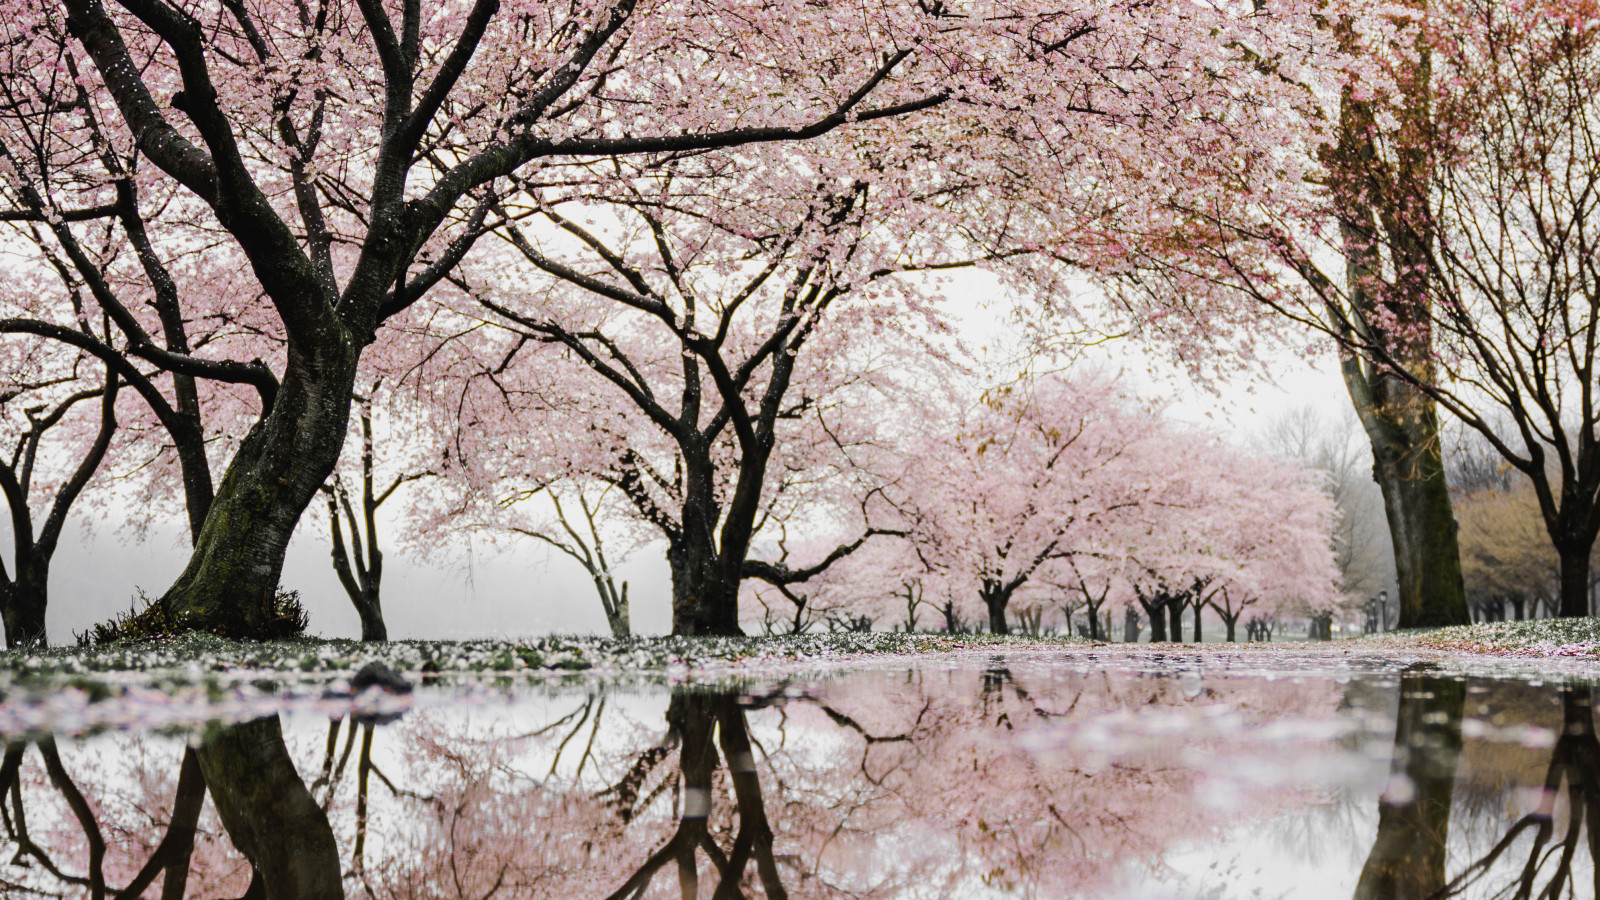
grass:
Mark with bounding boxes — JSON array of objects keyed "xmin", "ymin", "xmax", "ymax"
[
  {"xmin": 1354, "ymin": 617, "xmax": 1600, "ymax": 658},
  {"xmin": 0, "ymin": 631, "xmax": 1090, "ymax": 681}
]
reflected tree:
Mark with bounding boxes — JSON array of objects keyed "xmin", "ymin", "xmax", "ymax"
[
  {"xmin": 0, "ymin": 716, "xmax": 342, "ymax": 900},
  {"xmin": 1353, "ymin": 668, "xmax": 1466, "ymax": 900},
  {"xmin": 606, "ymin": 690, "xmax": 787, "ymax": 900},
  {"xmin": 1, "ymin": 738, "xmax": 207, "ymax": 900},
  {"xmin": 1435, "ymin": 686, "xmax": 1600, "ymax": 900}
]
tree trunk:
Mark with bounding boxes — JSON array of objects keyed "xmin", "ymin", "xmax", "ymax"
[
  {"xmin": 983, "ymin": 584, "xmax": 1010, "ymax": 635},
  {"xmin": 353, "ymin": 589, "xmax": 387, "ymax": 642},
  {"xmin": 1, "ymin": 560, "xmax": 49, "ymax": 649},
  {"xmin": 1192, "ymin": 602, "xmax": 1203, "ymax": 644},
  {"xmin": 1365, "ymin": 411, "xmax": 1470, "ymax": 628},
  {"xmin": 196, "ymin": 717, "xmax": 342, "ymax": 900},
  {"xmin": 1142, "ymin": 601, "xmax": 1167, "ymax": 642},
  {"xmin": 160, "ymin": 347, "xmax": 359, "ymax": 637},
  {"xmin": 1224, "ymin": 614, "xmax": 1238, "ymax": 642},
  {"xmin": 606, "ymin": 593, "xmax": 631, "ymax": 640},
  {"xmin": 1334, "ymin": 47, "xmax": 1470, "ymax": 633},
  {"xmin": 1167, "ymin": 600, "xmax": 1184, "ymax": 643},
  {"xmin": 668, "ymin": 535, "xmax": 742, "ymax": 636},
  {"xmin": 1124, "ymin": 606, "xmax": 1142, "ymax": 643},
  {"xmin": 1557, "ymin": 546, "xmax": 1592, "ymax": 619},
  {"xmin": 1353, "ymin": 669, "xmax": 1464, "ymax": 900},
  {"xmin": 665, "ymin": 441, "xmax": 772, "ymax": 636}
]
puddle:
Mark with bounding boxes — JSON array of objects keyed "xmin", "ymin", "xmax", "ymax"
[{"xmin": 0, "ymin": 655, "xmax": 1595, "ymax": 898}]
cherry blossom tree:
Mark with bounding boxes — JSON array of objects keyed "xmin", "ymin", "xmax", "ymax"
[
  {"xmin": 428, "ymin": 163, "xmax": 960, "ymax": 634},
  {"xmin": 316, "ymin": 380, "xmax": 436, "ymax": 642},
  {"xmin": 1120, "ymin": 434, "xmax": 1339, "ymax": 642},
  {"xmin": 892, "ymin": 373, "xmax": 1175, "ymax": 635},
  {"xmin": 0, "ymin": 0, "xmax": 1356, "ymax": 638},
  {"xmin": 1087, "ymin": 0, "xmax": 1471, "ymax": 629},
  {"xmin": 0, "ymin": 0, "xmax": 972, "ymax": 637},
  {"xmin": 0, "ymin": 338, "xmax": 118, "ymax": 646}
]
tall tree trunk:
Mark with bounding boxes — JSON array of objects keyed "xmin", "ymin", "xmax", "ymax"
[
  {"xmin": 1167, "ymin": 600, "xmax": 1184, "ymax": 643},
  {"xmin": 1360, "ymin": 407, "xmax": 1468, "ymax": 628},
  {"xmin": 196, "ymin": 716, "xmax": 343, "ymax": 900},
  {"xmin": 1353, "ymin": 669, "xmax": 1465, "ymax": 900},
  {"xmin": 160, "ymin": 349, "xmax": 358, "ymax": 637},
  {"xmin": 1192, "ymin": 602, "xmax": 1203, "ymax": 644},
  {"xmin": 1224, "ymin": 614, "xmax": 1238, "ymax": 642},
  {"xmin": 1333, "ymin": 29, "xmax": 1470, "ymax": 632}
]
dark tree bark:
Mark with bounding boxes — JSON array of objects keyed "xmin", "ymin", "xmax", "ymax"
[
  {"xmin": 1141, "ymin": 597, "xmax": 1168, "ymax": 643},
  {"xmin": 196, "ymin": 717, "xmax": 342, "ymax": 900},
  {"xmin": 982, "ymin": 580, "xmax": 1012, "ymax": 635},
  {"xmin": 1353, "ymin": 668, "xmax": 1465, "ymax": 900}
]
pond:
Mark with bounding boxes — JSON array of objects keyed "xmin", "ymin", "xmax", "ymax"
[{"xmin": 0, "ymin": 650, "xmax": 1596, "ymax": 899}]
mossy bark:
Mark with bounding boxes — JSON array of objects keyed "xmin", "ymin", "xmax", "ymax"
[
  {"xmin": 1332, "ymin": 32, "xmax": 1470, "ymax": 631},
  {"xmin": 160, "ymin": 340, "xmax": 358, "ymax": 637}
]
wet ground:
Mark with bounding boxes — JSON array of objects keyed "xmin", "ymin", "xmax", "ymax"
[{"xmin": 1, "ymin": 648, "xmax": 1597, "ymax": 899}]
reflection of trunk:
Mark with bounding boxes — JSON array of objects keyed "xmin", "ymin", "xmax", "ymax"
[
  {"xmin": 197, "ymin": 716, "xmax": 343, "ymax": 900},
  {"xmin": 1353, "ymin": 669, "xmax": 1465, "ymax": 900},
  {"xmin": 606, "ymin": 691, "xmax": 787, "ymax": 900},
  {"xmin": 1434, "ymin": 686, "xmax": 1600, "ymax": 898}
]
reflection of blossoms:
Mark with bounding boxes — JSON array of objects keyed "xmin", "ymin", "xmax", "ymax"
[{"xmin": 0, "ymin": 667, "xmax": 1341, "ymax": 899}]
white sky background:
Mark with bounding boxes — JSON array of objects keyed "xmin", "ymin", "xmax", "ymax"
[{"xmin": 29, "ymin": 273, "xmax": 1359, "ymax": 642}]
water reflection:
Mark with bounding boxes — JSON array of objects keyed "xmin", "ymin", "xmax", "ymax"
[
  {"xmin": 0, "ymin": 663, "xmax": 1596, "ymax": 898},
  {"xmin": 1354, "ymin": 669, "xmax": 1466, "ymax": 900}
]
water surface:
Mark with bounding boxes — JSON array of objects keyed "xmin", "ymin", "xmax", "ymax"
[{"xmin": 1, "ymin": 652, "xmax": 1595, "ymax": 899}]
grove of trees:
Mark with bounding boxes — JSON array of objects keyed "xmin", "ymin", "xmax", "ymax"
[{"xmin": 2, "ymin": 0, "xmax": 1596, "ymax": 644}]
